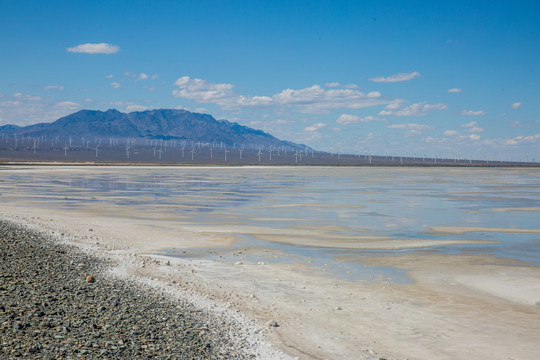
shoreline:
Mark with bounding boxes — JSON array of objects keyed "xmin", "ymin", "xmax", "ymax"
[
  {"xmin": 2, "ymin": 210, "xmax": 540, "ymax": 359},
  {"xmin": 2, "ymin": 160, "xmax": 540, "ymax": 168},
  {"xmin": 2, "ymin": 164, "xmax": 540, "ymax": 359},
  {"xmin": 0, "ymin": 217, "xmax": 292, "ymax": 359}
]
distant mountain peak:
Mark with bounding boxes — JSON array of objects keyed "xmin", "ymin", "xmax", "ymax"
[{"xmin": 0, "ymin": 108, "xmax": 308, "ymax": 151}]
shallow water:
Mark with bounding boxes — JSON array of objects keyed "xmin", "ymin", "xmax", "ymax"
[{"xmin": 1, "ymin": 166, "xmax": 539, "ymax": 281}]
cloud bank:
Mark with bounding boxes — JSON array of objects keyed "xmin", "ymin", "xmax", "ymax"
[{"xmin": 172, "ymin": 76, "xmax": 397, "ymax": 113}]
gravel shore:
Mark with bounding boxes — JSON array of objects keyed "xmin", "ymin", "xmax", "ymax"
[{"xmin": 0, "ymin": 220, "xmax": 256, "ymax": 359}]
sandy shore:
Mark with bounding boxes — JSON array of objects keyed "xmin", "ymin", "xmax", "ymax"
[{"xmin": 1, "ymin": 204, "xmax": 540, "ymax": 360}]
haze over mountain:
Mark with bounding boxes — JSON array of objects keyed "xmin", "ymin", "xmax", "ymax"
[{"xmin": 0, "ymin": 109, "xmax": 307, "ymax": 150}]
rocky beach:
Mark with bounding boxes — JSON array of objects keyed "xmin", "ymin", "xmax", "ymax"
[{"xmin": 0, "ymin": 220, "xmax": 265, "ymax": 359}]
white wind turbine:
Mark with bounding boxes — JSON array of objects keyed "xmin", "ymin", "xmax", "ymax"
[
  {"xmin": 257, "ymin": 146, "xmax": 263, "ymax": 162},
  {"xmin": 95, "ymin": 144, "xmax": 99, "ymax": 158},
  {"xmin": 190, "ymin": 147, "xmax": 195, "ymax": 161},
  {"xmin": 224, "ymin": 147, "xmax": 229, "ymax": 162},
  {"xmin": 239, "ymin": 144, "xmax": 244, "ymax": 159}
]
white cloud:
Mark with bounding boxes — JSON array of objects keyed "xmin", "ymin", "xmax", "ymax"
[
  {"xmin": 511, "ymin": 102, "xmax": 522, "ymax": 109},
  {"xmin": 67, "ymin": 43, "xmax": 119, "ymax": 54},
  {"xmin": 110, "ymin": 82, "xmax": 121, "ymax": 89},
  {"xmin": 385, "ymin": 103, "xmax": 401, "ymax": 110},
  {"xmin": 14, "ymin": 93, "xmax": 42, "ymax": 101},
  {"xmin": 444, "ymin": 130, "xmax": 458, "ymax": 136},
  {"xmin": 151, "ymin": 74, "xmax": 158, "ymax": 80},
  {"xmin": 469, "ymin": 134, "xmax": 481, "ymax": 140},
  {"xmin": 504, "ymin": 134, "xmax": 540, "ymax": 145},
  {"xmin": 448, "ymin": 88, "xmax": 462, "ymax": 93},
  {"xmin": 173, "ymin": 76, "xmax": 237, "ymax": 104},
  {"xmin": 469, "ymin": 126, "xmax": 484, "ymax": 133},
  {"xmin": 461, "ymin": 121, "xmax": 477, "ymax": 128},
  {"xmin": 460, "ymin": 121, "xmax": 484, "ymax": 133},
  {"xmin": 325, "ymin": 82, "xmax": 340, "ymax": 87},
  {"xmin": 304, "ymin": 123, "xmax": 327, "ymax": 132},
  {"xmin": 0, "ymin": 95, "xmax": 81, "ymax": 125},
  {"xmin": 137, "ymin": 73, "xmax": 148, "ymax": 80},
  {"xmin": 405, "ymin": 130, "xmax": 422, "ymax": 137},
  {"xmin": 125, "ymin": 104, "xmax": 151, "ymax": 112},
  {"xmin": 105, "ymin": 74, "xmax": 114, "ymax": 79},
  {"xmin": 369, "ymin": 71, "xmax": 421, "ymax": 83},
  {"xmin": 461, "ymin": 109, "xmax": 486, "ymax": 116},
  {"xmin": 172, "ymin": 76, "xmax": 398, "ymax": 113},
  {"xmin": 388, "ymin": 123, "xmax": 433, "ymax": 130},
  {"xmin": 44, "ymin": 85, "xmax": 64, "ymax": 91},
  {"xmin": 343, "ymin": 84, "xmax": 359, "ymax": 89},
  {"xmin": 336, "ymin": 114, "xmax": 380, "ymax": 125},
  {"xmin": 54, "ymin": 101, "xmax": 81, "ymax": 111},
  {"xmin": 380, "ymin": 102, "xmax": 447, "ymax": 117}
]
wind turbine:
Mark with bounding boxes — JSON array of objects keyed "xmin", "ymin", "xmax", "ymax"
[
  {"xmin": 239, "ymin": 144, "xmax": 244, "ymax": 159},
  {"xmin": 190, "ymin": 147, "xmax": 195, "ymax": 161},
  {"xmin": 224, "ymin": 147, "xmax": 229, "ymax": 162},
  {"xmin": 95, "ymin": 144, "xmax": 99, "ymax": 158},
  {"xmin": 63, "ymin": 144, "xmax": 69, "ymax": 157},
  {"xmin": 257, "ymin": 146, "xmax": 263, "ymax": 163}
]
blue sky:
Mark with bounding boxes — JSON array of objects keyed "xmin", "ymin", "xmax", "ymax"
[{"xmin": 1, "ymin": 0, "xmax": 539, "ymax": 160}]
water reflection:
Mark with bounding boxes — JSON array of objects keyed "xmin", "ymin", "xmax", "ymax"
[{"xmin": 1, "ymin": 166, "xmax": 539, "ymax": 270}]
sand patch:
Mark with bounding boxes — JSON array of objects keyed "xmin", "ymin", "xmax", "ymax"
[
  {"xmin": 490, "ymin": 206, "xmax": 540, "ymax": 212},
  {"xmin": 430, "ymin": 226, "xmax": 540, "ymax": 234}
]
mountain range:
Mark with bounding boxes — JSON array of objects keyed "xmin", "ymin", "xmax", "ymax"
[{"xmin": 0, "ymin": 109, "xmax": 307, "ymax": 150}]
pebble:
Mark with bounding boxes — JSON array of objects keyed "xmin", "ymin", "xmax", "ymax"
[
  {"xmin": 0, "ymin": 220, "xmax": 255, "ymax": 359},
  {"xmin": 266, "ymin": 320, "xmax": 279, "ymax": 327}
]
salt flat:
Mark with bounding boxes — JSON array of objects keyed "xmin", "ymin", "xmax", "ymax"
[{"xmin": 1, "ymin": 165, "xmax": 539, "ymax": 359}]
